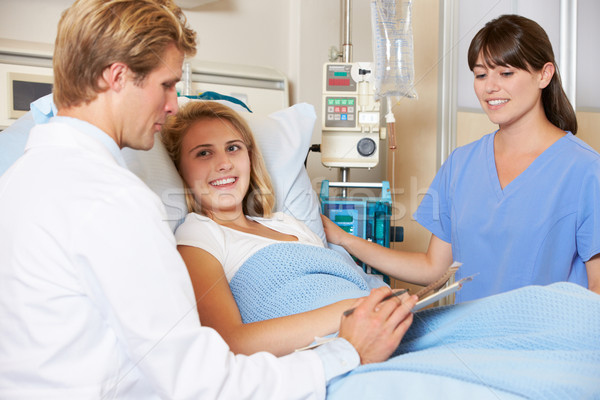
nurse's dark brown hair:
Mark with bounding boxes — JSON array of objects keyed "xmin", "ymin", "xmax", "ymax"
[{"xmin": 468, "ymin": 14, "xmax": 577, "ymax": 134}]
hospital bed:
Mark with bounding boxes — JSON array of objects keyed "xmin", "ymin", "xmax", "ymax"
[{"xmin": 1, "ymin": 94, "xmax": 599, "ymax": 400}]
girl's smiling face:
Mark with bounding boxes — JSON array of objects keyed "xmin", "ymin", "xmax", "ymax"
[{"xmin": 179, "ymin": 117, "xmax": 251, "ymax": 220}]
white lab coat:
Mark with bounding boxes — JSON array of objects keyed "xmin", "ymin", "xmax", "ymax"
[{"xmin": 0, "ymin": 122, "xmax": 326, "ymax": 399}]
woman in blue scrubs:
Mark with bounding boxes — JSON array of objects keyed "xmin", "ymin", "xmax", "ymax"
[{"xmin": 323, "ymin": 14, "xmax": 600, "ymax": 302}]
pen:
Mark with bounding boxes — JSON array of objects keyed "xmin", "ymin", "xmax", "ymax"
[{"xmin": 343, "ymin": 289, "xmax": 408, "ymax": 317}]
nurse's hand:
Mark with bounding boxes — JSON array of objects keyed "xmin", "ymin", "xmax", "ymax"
[
  {"xmin": 338, "ymin": 286, "xmax": 417, "ymax": 364},
  {"xmin": 321, "ymin": 214, "xmax": 348, "ymax": 246}
]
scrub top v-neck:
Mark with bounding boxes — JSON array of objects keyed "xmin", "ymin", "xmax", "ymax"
[
  {"xmin": 487, "ymin": 132, "xmax": 564, "ymax": 199},
  {"xmin": 415, "ymin": 131, "xmax": 600, "ymax": 302}
]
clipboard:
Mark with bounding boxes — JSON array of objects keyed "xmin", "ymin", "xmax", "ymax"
[{"xmin": 412, "ymin": 272, "xmax": 476, "ymax": 312}]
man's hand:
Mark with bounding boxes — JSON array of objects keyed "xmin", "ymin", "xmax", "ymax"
[{"xmin": 338, "ymin": 286, "xmax": 417, "ymax": 364}]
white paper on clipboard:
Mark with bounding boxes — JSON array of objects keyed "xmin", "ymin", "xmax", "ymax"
[{"xmin": 412, "ymin": 274, "xmax": 477, "ymax": 312}]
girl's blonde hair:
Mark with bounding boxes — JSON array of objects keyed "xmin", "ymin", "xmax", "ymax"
[{"xmin": 161, "ymin": 101, "xmax": 276, "ymax": 217}]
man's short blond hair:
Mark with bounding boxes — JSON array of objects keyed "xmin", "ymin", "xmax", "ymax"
[{"xmin": 53, "ymin": 0, "xmax": 196, "ymax": 109}]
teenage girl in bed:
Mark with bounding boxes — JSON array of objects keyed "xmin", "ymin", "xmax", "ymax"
[
  {"xmin": 161, "ymin": 100, "xmax": 417, "ymax": 357},
  {"xmin": 322, "ymin": 14, "xmax": 600, "ymax": 302}
]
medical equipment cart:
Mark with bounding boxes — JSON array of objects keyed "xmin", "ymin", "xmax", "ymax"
[{"xmin": 320, "ymin": 180, "xmax": 403, "ymax": 284}]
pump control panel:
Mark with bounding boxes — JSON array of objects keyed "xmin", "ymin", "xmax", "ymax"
[
  {"xmin": 321, "ymin": 62, "xmax": 381, "ymax": 168},
  {"xmin": 324, "ymin": 63, "xmax": 357, "ymax": 129}
]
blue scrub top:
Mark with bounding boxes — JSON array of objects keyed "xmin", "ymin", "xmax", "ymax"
[{"xmin": 415, "ymin": 131, "xmax": 600, "ymax": 302}]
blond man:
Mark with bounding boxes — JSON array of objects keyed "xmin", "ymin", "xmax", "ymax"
[{"xmin": 0, "ymin": 1, "xmax": 415, "ymax": 398}]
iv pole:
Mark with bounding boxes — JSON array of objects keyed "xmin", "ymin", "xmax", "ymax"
[
  {"xmin": 339, "ymin": 0, "xmax": 352, "ymax": 197},
  {"xmin": 329, "ymin": 0, "xmax": 384, "ymax": 198},
  {"xmin": 341, "ymin": 0, "xmax": 353, "ymax": 64}
]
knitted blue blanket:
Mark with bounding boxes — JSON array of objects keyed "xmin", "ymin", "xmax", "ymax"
[
  {"xmin": 328, "ymin": 282, "xmax": 600, "ymax": 399},
  {"xmin": 230, "ymin": 243, "xmax": 600, "ymax": 398},
  {"xmin": 229, "ymin": 242, "xmax": 370, "ymax": 323}
]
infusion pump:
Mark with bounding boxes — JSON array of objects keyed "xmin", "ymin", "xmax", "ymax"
[{"xmin": 321, "ymin": 62, "xmax": 382, "ymax": 168}]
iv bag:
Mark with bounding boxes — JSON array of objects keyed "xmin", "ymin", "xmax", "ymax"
[{"xmin": 370, "ymin": 0, "xmax": 417, "ymax": 101}]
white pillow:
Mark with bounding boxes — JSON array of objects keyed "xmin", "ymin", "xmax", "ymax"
[
  {"xmin": 0, "ymin": 94, "xmax": 326, "ymax": 243},
  {"xmin": 241, "ymin": 103, "xmax": 325, "ymax": 243},
  {"xmin": 0, "ymin": 112, "xmax": 33, "ymax": 174}
]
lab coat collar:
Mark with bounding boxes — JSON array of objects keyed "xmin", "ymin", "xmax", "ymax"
[{"xmin": 26, "ymin": 119, "xmax": 129, "ymax": 169}]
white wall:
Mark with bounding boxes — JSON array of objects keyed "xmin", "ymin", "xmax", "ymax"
[
  {"xmin": 0, "ymin": 0, "xmax": 386, "ymax": 188},
  {"xmin": 0, "ymin": 0, "xmax": 291, "ymax": 74},
  {"xmin": 0, "ymin": 0, "xmax": 71, "ymax": 44},
  {"xmin": 577, "ymin": 0, "xmax": 600, "ymax": 111}
]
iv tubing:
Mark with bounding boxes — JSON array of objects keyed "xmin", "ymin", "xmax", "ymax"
[
  {"xmin": 387, "ymin": 96, "xmax": 398, "ymax": 235},
  {"xmin": 386, "ymin": 97, "xmax": 397, "ymax": 150}
]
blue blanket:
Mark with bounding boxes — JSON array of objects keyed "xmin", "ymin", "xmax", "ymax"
[
  {"xmin": 230, "ymin": 242, "xmax": 370, "ymax": 323},
  {"xmin": 328, "ymin": 281, "xmax": 600, "ymax": 399},
  {"xmin": 230, "ymin": 243, "xmax": 600, "ymax": 398}
]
